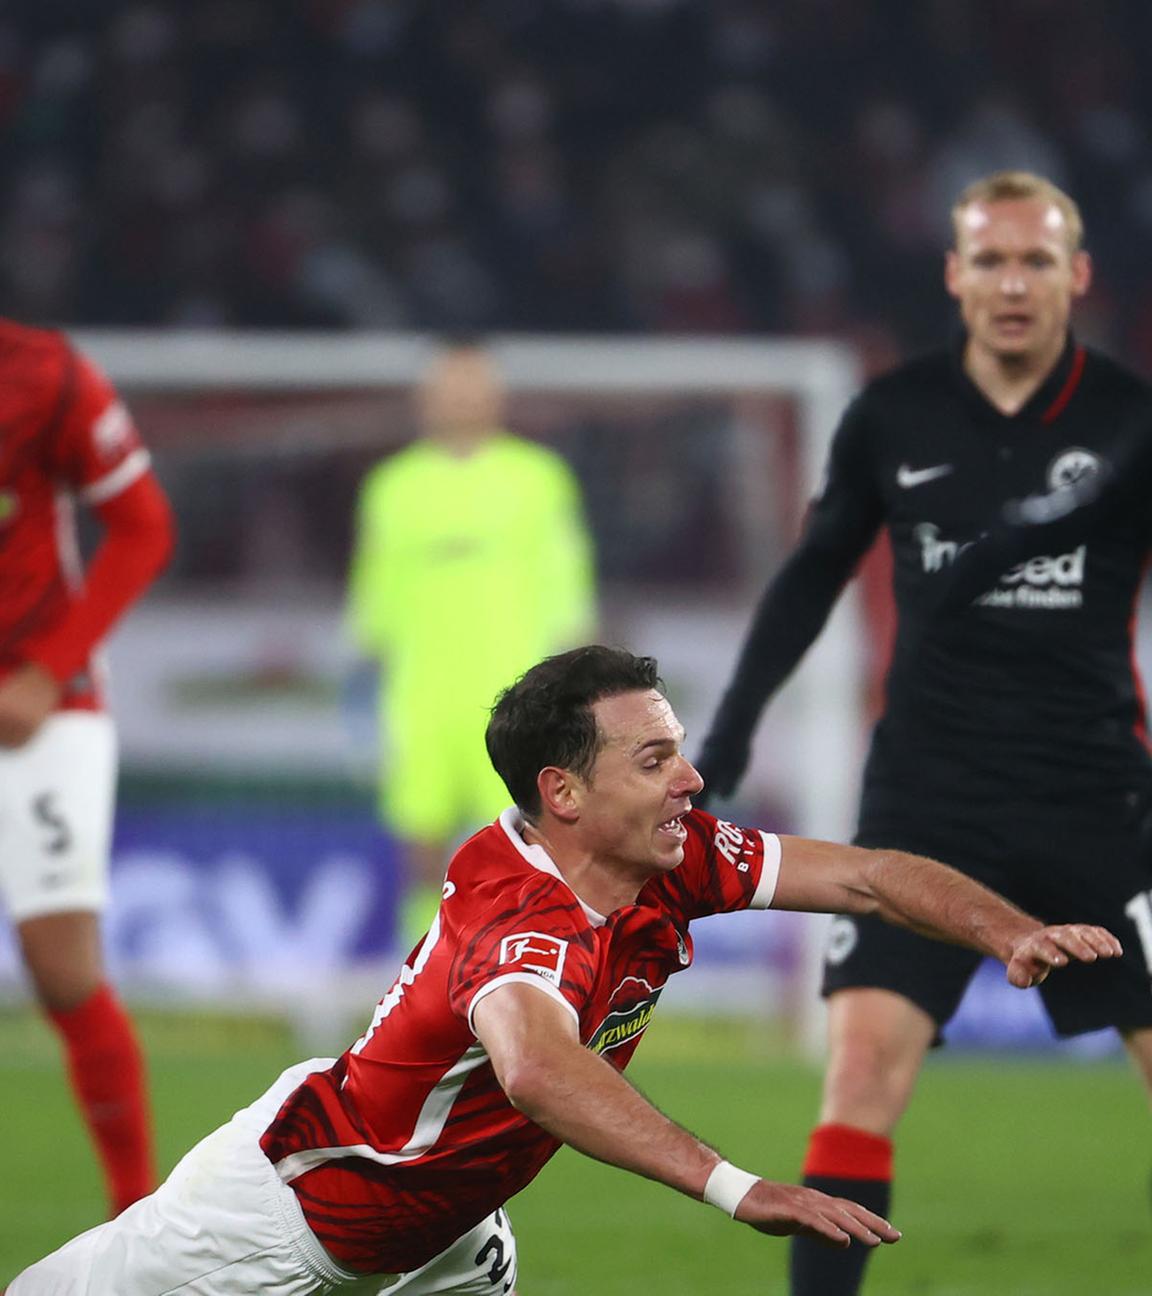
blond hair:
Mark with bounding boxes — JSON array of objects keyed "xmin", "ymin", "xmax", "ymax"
[{"xmin": 951, "ymin": 171, "xmax": 1084, "ymax": 252}]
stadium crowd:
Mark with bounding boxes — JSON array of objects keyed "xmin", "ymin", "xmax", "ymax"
[{"xmin": 6, "ymin": 0, "xmax": 1152, "ymax": 368}]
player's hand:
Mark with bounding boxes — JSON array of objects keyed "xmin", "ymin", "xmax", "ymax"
[
  {"xmin": 0, "ymin": 662, "xmax": 62, "ymax": 747},
  {"xmin": 733, "ymin": 1179, "xmax": 901, "ymax": 1249},
  {"xmin": 1005, "ymin": 923, "xmax": 1123, "ymax": 989}
]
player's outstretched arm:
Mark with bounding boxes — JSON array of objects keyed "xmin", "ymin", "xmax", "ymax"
[
  {"xmin": 472, "ymin": 981, "xmax": 900, "ymax": 1249},
  {"xmin": 769, "ymin": 836, "xmax": 1122, "ymax": 985},
  {"xmin": 694, "ymin": 543, "xmax": 855, "ymax": 807}
]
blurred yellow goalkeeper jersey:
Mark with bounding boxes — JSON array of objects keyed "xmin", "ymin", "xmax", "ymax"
[{"xmin": 347, "ymin": 431, "xmax": 596, "ymax": 839}]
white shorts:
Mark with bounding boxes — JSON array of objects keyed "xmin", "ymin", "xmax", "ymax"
[
  {"xmin": 0, "ymin": 711, "xmax": 116, "ymax": 923},
  {"xmin": 9, "ymin": 1060, "xmax": 519, "ymax": 1296}
]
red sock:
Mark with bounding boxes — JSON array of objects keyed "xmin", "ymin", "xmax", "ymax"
[
  {"xmin": 802, "ymin": 1121, "xmax": 893, "ymax": 1180},
  {"xmin": 792, "ymin": 1125, "xmax": 894, "ymax": 1296},
  {"xmin": 48, "ymin": 984, "xmax": 155, "ymax": 1215}
]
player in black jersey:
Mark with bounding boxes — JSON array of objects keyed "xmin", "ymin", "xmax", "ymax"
[{"xmin": 696, "ymin": 171, "xmax": 1152, "ymax": 1296}]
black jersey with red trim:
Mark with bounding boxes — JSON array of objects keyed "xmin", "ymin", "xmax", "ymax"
[
  {"xmin": 258, "ymin": 807, "xmax": 780, "ymax": 1275},
  {"xmin": 705, "ymin": 336, "xmax": 1152, "ymax": 824}
]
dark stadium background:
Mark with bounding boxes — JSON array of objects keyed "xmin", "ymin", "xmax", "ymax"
[{"xmin": 6, "ymin": 1, "xmax": 1152, "ymax": 360}]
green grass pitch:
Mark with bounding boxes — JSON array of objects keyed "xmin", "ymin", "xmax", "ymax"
[{"xmin": 1, "ymin": 1009, "xmax": 1148, "ymax": 1293}]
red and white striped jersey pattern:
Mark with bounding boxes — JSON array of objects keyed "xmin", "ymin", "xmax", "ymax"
[{"xmin": 259, "ymin": 806, "xmax": 780, "ymax": 1274}]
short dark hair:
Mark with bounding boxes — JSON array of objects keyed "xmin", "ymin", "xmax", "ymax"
[{"xmin": 486, "ymin": 646, "xmax": 663, "ymax": 819}]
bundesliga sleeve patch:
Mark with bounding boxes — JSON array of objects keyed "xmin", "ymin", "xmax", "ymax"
[{"xmin": 498, "ymin": 931, "xmax": 569, "ymax": 986}]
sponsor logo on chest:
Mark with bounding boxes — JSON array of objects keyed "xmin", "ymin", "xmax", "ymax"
[
  {"xmin": 588, "ymin": 983, "xmax": 663, "ymax": 1055},
  {"xmin": 913, "ymin": 523, "xmax": 1087, "ymax": 609},
  {"xmin": 906, "ymin": 443, "xmax": 1108, "ymax": 611}
]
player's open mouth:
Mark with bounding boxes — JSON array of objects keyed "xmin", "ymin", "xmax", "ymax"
[{"xmin": 658, "ymin": 814, "xmax": 688, "ymax": 841}]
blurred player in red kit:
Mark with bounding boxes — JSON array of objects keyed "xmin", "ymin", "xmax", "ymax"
[{"xmin": 0, "ymin": 320, "xmax": 174, "ymax": 1216}]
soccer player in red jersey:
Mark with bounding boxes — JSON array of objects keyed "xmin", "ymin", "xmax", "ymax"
[
  {"xmin": 0, "ymin": 320, "xmax": 174, "ymax": 1218},
  {"xmin": 9, "ymin": 647, "xmax": 1119, "ymax": 1294}
]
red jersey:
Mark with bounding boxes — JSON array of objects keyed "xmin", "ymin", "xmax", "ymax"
[
  {"xmin": 260, "ymin": 807, "xmax": 781, "ymax": 1274},
  {"xmin": 0, "ymin": 321, "xmax": 172, "ymax": 708}
]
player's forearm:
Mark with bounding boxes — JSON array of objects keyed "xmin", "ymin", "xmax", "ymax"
[
  {"xmin": 23, "ymin": 481, "xmax": 173, "ymax": 682},
  {"xmin": 704, "ymin": 545, "xmax": 855, "ymax": 759},
  {"xmin": 501, "ymin": 1040, "xmax": 723, "ymax": 1200},
  {"xmin": 859, "ymin": 849, "xmax": 1040, "ymax": 962},
  {"xmin": 775, "ymin": 836, "xmax": 1040, "ymax": 960}
]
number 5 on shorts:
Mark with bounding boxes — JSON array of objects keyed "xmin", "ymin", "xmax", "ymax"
[{"xmin": 33, "ymin": 791, "xmax": 73, "ymax": 855}]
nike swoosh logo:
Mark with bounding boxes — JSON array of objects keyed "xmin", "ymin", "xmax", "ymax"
[{"xmin": 897, "ymin": 463, "xmax": 953, "ymax": 489}]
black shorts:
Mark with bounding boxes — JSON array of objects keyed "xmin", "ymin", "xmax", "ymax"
[{"xmin": 822, "ymin": 805, "xmax": 1152, "ymax": 1039}]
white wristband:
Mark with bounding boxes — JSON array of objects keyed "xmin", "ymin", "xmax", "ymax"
[{"xmin": 702, "ymin": 1160, "xmax": 760, "ymax": 1217}]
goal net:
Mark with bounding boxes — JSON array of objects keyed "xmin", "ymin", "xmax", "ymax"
[{"xmin": 0, "ymin": 331, "xmax": 866, "ymax": 1051}]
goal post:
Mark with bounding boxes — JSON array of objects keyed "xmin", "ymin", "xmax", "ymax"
[
  {"xmin": 73, "ymin": 326, "xmax": 865, "ymax": 829},
  {"xmin": 61, "ymin": 330, "xmax": 866, "ymax": 1050}
]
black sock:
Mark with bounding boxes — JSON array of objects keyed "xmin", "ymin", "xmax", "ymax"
[{"xmin": 789, "ymin": 1174, "xmax": 892, "ymax": 1296}]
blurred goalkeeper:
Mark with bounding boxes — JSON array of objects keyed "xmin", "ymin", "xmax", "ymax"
[
  {"xmin": 0, "ymin": 320, "xmax": 174, "ymax": 1217},
  {"xmin": 695, "ymin": 170, "xmax": 1152, "ymax": 1296},
  {"xmin": 9, "ymin": 645, "xmax": 1121, "ymax": 1294},
  {"xmin": 346, "ymin": 339, "xmax": 596, "ymax": 949}
]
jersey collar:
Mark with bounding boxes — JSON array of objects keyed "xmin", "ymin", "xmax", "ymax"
[
  {"xmin": 497, "ymin": 807, "xmax": 608, "ymax": 927},
  {"xmin": 951, "ymin": 331, "xmax": 1086, "ymax": 425}
]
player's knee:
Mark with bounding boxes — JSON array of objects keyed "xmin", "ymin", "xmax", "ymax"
[
  {"xmin": 822, "ymin": 1027, "xmax": 924, "ymax": 1120},
  {"xmin": 29, "ymin": 964, "xmax": 104, "ymax": 1013},
  {"xmin": 827, "ymin": 1034, "xmax": 895, "ymax": 1096}
]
